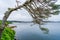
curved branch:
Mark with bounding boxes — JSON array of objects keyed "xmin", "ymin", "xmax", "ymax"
[{"xmin": 1, "ymin": 5, "xmax": 23, "ymax": 29}]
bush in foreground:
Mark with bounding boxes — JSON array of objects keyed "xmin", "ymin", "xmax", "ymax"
[{"xmin": 1, "ymin": 27, "xmax": 15, "ymax": 40}]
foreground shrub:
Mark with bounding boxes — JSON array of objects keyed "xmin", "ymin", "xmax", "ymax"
[{"xmin": 1, "ymin": 27, "xmax": 15, "ymax": 40}]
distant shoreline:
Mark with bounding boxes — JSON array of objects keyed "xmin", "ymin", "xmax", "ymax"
[
  {"xmin": 8, "ymin": 21, "xmax": 60, "ymax": 23},
  {"xmin": 0, "ymin": 20, "xmax": 60, "ymax": 23}
]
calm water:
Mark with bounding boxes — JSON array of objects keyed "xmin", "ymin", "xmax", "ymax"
[{"xmin": 12, "ymin": 22, "xmax": 60, "ymax": 40}]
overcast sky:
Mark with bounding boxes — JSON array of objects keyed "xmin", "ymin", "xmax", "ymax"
[{"xmin": 0, "ymin": 0, "xmax": 60, "ymax": 21}]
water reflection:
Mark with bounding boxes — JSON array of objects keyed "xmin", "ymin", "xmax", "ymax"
[{"xmin": 12, "ymin": 22, "xmax": 60, "ymax": 40}]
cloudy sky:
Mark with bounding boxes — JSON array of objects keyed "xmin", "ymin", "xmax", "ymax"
[{"xmin": 0, "ymin": 0, "xmax": 60, "ymax": 21}]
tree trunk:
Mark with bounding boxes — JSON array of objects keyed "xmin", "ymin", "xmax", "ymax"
[
  {"xmin": 0, "ymin": 28, "xmax": 4, "ymax": 40},
  {"xmin": 0, "ymin": 10, "xmax": 13, "ymax": 40},
  {"xmin": 0, "ymin": 5, "xmax": 23, "ymax": 39}
]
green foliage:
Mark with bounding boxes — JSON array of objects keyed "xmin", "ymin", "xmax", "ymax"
[
  {"xmin": 5, "ymin": 21, "xmax": 12, "ymax": 26},
  {"xmin": 52, "ymin": 11, "xmax": 60, "ymax": 15},
  {"xmin": 43, "ymin": 0, "xmax": 51, "ymax": 3},
  {"xmin": 1, "ymin": 27, "xmax": 15, "ymax": 40},
  {"xmin": 50, "ymin": 4, "xmax": 60, "ymax": 10},
  {"xmin": 39, "ymin": 26, "xmax": 49, "ymax": 34},
  {"xmin": 0, "ymin": 20, "xmax": 12, "ymax": 26},
  {"xmin": 0, "ymin": 20, "xmax": 2, "ymax": 25},
  {"xmin": 23, "ymin": 0, "xmax": 60, "ymax": 24},
  {"xmin": 0, "ymin": 20, "xmax": 15, "ymax": 40}
]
